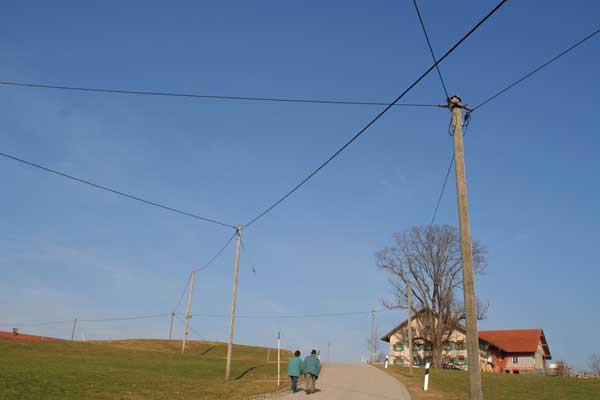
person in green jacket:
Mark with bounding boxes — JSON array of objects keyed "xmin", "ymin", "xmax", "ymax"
[
  {"xmin": 304, "ymin": 349, "xmax": 321, "ymax": 394},
  {"xmin": 287, "ymin": 350, "xmax": 304, "ymax": 393}
]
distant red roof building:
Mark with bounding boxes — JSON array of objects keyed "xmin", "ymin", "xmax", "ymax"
[
  {"xmin": 479, "ymin": 329, "xmax": 551, "ymax": 357},
  {"xmin": 0, "ymin": 329, "xmax": 59, "ymax": 342}
]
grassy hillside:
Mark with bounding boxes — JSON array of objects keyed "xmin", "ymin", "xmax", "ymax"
[
  {"xmin": 0, "ymin": 339, "xmax": 293, "ymax": 400},
  {"xmin": 378, "ymin": 365, "xmax": 600, "ymax": 400}
]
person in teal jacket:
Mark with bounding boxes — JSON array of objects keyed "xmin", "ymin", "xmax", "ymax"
[
  {"xmin": 287, "ymin": 350, "xmax": 304, "ymax": 393},
  {"xmin": 304, "ymin": 350, "xmax": 321, "ymax": 394}
]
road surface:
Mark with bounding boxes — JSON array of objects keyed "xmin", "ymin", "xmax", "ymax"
[{"xmin": 278, "ymin": 363, "xmax": 411, "ymax": 400}]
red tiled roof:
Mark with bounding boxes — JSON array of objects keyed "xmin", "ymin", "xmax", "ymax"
[
  {"xmin": 0, "ymin": 330, "xmax": 59, "ymax": 342},
  {"xmin": 479, "ymin": 329, "xmax": 550, "ymax": 358}
]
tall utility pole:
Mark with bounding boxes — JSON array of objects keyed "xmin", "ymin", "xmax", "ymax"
[
  {"xmin": 448, "ymin": 95, "xmax": 482, "ymax": 400},
  {"xmin": 169, "ymin": 312, "xmax": 175, "ymax": 340},
  {"xmin": 181, "ymin": 270, "xmax": 196, "ymax": 354},
  {"xmin": 225, "ymin": 225, "xmax": 242, "ymax": 380},
  {"xmin": 370, "ymin": 310, "xmax": 376, "ymax": 362},
  {"xmin": 71, "ymin": 318, "xmax": 77, "ymax": 341},
  {"xmin": 407, "ymin": 283, "xmax": 413, "ymax": 376}
]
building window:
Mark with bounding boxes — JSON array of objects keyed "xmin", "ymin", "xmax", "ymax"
[
  {"xmin": 512, "ymin": 356, "xmax": 518, "ymax": 364},
  {"xmin": 424, "ymin": 345, "xmax": 432, "ymax": 351}
]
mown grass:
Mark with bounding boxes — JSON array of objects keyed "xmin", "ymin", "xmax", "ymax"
[
  {"xmin": 378, "ymin": 365, "xmax": 600, "ymax": 400},
  {"xmin": 0, "ymin": 339, "xmax": 293, "ymax": 400}
]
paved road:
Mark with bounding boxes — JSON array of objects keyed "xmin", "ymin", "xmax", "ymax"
[{"xmin": 278, "ymin": 363, "xmax": 411, "ymax": 400}]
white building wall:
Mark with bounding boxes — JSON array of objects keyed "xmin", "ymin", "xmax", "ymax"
[{"xmin": 505, "ymin": 354, "xmax": 536, "ymax": 369}]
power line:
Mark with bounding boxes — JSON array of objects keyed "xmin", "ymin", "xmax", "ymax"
[
  {"xmin": 193, "ymin": 231, "xmax": 237, "ymax": 273},
  {"xmin": 244, "ymin": 0, "xmax": 508, "ymax": 229},
  {"xmin": 191, "ymin": 308, "xmax": 393, "ymax": 320},
  {"xmin": 239, "ymin": 239, "xmax": 257, "ymax": 275},
  {"xmin": 0, "ymin": 80, "xmax": 439, "ymax": 108},
  {"xmin": 428, "ymin": 27, "xmax": 600, "ymax": 226},
  {"xmin": 1, "ymin": 308, "xmax": 392, "ymax": 329},
  {"xmin": 173, "ymin": 232, "xmax": 237, "ymax": 313},
  {"xmin": 0, "ymin": 151, "xmax": 236, "ymax": 229},
  {"xmin": 411, "ymin": 0, "xmax": 450, "ymax": 99},
  {"xmin": 173, "ymin": 272, "xmax": 193, "ymax": 313},
  {"xmin": 0, "ymin": 319, "xmax": 72, "ymax": 327},
  {"xmin": 79, "ymin": 313, "xmax": 171, "ymax": 323},
  {"xmin": 473, "ymin": 26, "xmax": 600, "ymax": 111},
  {"xmin": 1, "ymin": 313, "xmax": 171, "ymax": 327},
  {"xmin": 429, "ymin": 154, "xmax": 455, "ymax": 227}
]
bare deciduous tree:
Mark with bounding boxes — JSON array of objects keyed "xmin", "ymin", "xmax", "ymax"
[
  {"xmin": 588, "ymin": 353, "xmax": 600, "ymax": 375},
  {"xmin": 376, "ymin": 225, "xmax": 488, "ymax": 368}
]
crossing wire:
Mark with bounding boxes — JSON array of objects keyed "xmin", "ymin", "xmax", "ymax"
[
  {"xmin": 472, "ymin": 26, "xmax": 600, "ymax": 111},
  {"xmin": 173, "ymin": 231, "xmax": 237, "ymax": 313},
  {"xmin": 244, "ymin": 0, "xmax": 508, "ymax": 229},
  {"xmin": 1, "ymin": 308, "xmax": 393, "ymax": 329},
  {"xmin": 0, "ymin": 151, "xmax": 236, "ymax": 229},
  {"xmin": 412, "ymin": 0, "xmax": 450, "ymax": 99},
  {"xmin": 193, "ymin": 231, "xmax": 237, "ymax": 273},
  {"xmin": 188, "ymin": 308, "xmax": 393, "ymax": 320},
  {"xmin": 0, "ymin": 80, "xmax": 438, "ymax": 108},
  {"xmin": 426, "ymin": 27, "xmax": 600, "ymax": 228}
]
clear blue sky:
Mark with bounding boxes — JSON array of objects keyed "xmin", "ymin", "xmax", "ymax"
[{"xmin": 1, "ymin": 1, "xmax": 599, "ymax": 370}]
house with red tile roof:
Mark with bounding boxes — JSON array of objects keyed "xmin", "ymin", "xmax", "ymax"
[
  {"xmin": 381, "ymin": 312, "xmax": 552, "ymax": 374},
  {"xmin": 0, "ymin": 328, "xmax": 59, "ymax": 342},
  {"xmin": 479, "ymin": 329, "xmax": 551, "ymax": 373}
]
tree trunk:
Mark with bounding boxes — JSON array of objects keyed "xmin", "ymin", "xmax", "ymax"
[
  {"xmin": 432, "ymin": 345, "xmax": 443, "ymax": 368},
  {"xmin": 432, "ymin": 333, "xmax": 444, "ymax": 368}
]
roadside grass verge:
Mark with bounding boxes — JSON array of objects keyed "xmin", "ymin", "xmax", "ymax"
[
  {"xmin": 0, "ymin": 339, "xmax": 293, "ymax": 400},
  {"xmin": 377, "ymin": 365, "xmax": 600, "ymax": 400}
]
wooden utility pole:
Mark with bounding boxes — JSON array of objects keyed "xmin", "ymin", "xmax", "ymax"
[
  {"xmin": 277, "ymin": 332, "xmax": 281, "ymax": 388},
  {"xmin": 370, "ymin": 310, "xmax": 376, "ymax": 362},
  {"xmin": 449, "ymin": 95, "xmax": 482, "ymax": 400},
  {"xmin": 181, "ymin": 270, "xmax": 196, "ymax": 354},
  {"xmin": 225, "ymin": 225, "xmax": 242, "ymax": 380},
  {"xmin": 407, "ymin": 283, "xmax": 413, "ymax": 376},
  {"xmin": 71, "ymin": 318, "xmax": 77, "ymax": 341},
  {"xmin": 169, "ymin": 312, "xmax": 175, "ymax": 340}
]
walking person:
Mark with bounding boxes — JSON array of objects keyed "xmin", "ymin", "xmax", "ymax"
[
  {"xmin": 304, "ymin": 349, "xmax": 321, "ymax": 395},
  {"xmin": 287, "ymin": 350, "xmax": 304, "ymax": 393}
]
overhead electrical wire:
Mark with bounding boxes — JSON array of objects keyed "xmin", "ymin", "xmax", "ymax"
[
  {"xmin": 79, "ymin": 313, "xmax": 171, "ymax": 323},
  {"xmin": 3, "ymin": 308, "xmax": 392, "ymax": 329},
  {"xmin": 0, "ymin": 151, "xmax": 236, "ymax": 229},
  {"xmin": 429, "ymin": 154, "xmax": 455, "ymax": 227},
  {"xmin": 472, "ymin": 26, "xmax": 600, "ymax": 111},
  {"xmin": 0, "ymin": 80, "xmax": 438, "ymax": 108},
  {"xmin": 411, "ymin": 0, "xmax": 450, "ymax": 99},
  {"xmin": 172, "ymin": 231, "xmax": 238, "ymax": 313},
  {"xmin": 188, "ymin": 308, "xmax": 393, "ymax": 320},
  {"xmin": 193, "ymin": 231, "xmax": 237, "ymax": 273},
  {"xmin": 243, "ymin": 0, "xmax": 508, "ymax": 229},
  {"xmin": 1, "ymin": 313, "xmax": 171, "ymax": 327},
  {"xmin": 428, "ymin": 26, "xmax": 600, "ymax": 227}
]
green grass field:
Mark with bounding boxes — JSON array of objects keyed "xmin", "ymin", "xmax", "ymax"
[
  {"xmin": 379, "ymin": 365, "xmax": 600, "ymax": 400},
  {"xmin": 0, "ymin": 339, "xmax": 293, "ymax": 400}
]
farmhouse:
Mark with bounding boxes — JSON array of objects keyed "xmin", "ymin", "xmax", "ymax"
[
  {"xmin": 0, "ymin": 329, "xmax": 59, "ymax": 342},
  {"xmin": 381, "ymin": 312, "xmax": 551, "ymax": 374}
]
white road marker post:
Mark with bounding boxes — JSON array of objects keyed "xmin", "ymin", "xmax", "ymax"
[
  {"xmin": 424, "ymin": 362, "xmax": 431, "ymax": 391},
  {"xmin": 385, "ymin": 354, "xmax": 389, "ymax": 369},
  {"xmin": 277, "ymin": 331, "xmax": 281, "ymax": 388}
]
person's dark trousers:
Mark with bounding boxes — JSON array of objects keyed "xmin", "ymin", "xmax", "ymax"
[{"xmin": 290, "ymin": 375, "xmax": 299, "ymax": 392}]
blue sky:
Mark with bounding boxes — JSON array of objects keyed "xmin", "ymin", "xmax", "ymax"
[{"xmin": 0, "ymin": 1, "xmax": 599, "ymax": 369}]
